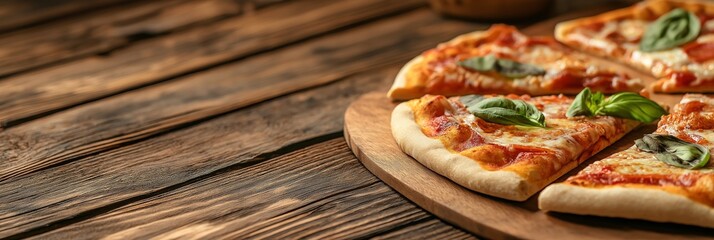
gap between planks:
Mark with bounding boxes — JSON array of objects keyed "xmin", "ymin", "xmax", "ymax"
[
  {"xmin": 0, "ymin": 64, "xmax": 406, "ymax": 238},
  {"xmin": 0, "ymin": 62, "xmax": 474, "ymax": 239},
  {"xmin": 0, "ymin": 0, "xmax": 247, "ymax": 79},
  {"xmin": 25, "ymin": 139, "xmax": 474, "ymax": 239},
  {"xmin": 0, "ymin": 0, "xmax": 138, "ymax": 33}
]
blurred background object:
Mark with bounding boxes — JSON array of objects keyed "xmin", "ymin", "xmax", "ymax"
[
  {"xmin": 429, "ymin": 0, "xmax": 555, "ymax": 20},
  {"xmin": 429, "ymin": 0, "xmax": 642, "ymax": 21}
]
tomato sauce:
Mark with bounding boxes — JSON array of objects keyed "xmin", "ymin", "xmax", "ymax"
[
  {"xmin": 683, "ymin": 42, "xmax": 714, "ymax": 63},
  {"xmin": 668, "ymin": 71, "xmax": 697, "ymax": 86}
]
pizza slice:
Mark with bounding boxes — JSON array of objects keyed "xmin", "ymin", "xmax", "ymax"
[
  {"xmin": 539, "ymin": 94, "xmax": 714, "ymax": 228},
  {"xmin": 555, "ymin": 0, "xmax": 714, "ymax": 93},
  {"xmin": 391, "ymin": 89, "xmax": 665, "ymax": 201},
  {"xmin": 387, "ymin": 24, "xmax": 645, "ymax": 100}
]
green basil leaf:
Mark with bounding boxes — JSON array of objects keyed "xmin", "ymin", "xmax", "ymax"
[
  {"xmin": 465, "ymin": 97, "xmax": 546, "ymax": 128},
  {"xmin": 596, "ymin": 92, "xmax": 668, "ymax": 123},
  {"xmin": 566, "ymin": 88, "xmax": 604, "ymax": 118},
  {"xmin": 458, "ymin": 55, "xmax": 546, "ymax": 79},
  {"xmin": 458, "ymin": 55, "xmax": 498, "ymax": 72},
  {"xmin": 640, "ymin": 8, "xmax": 701, "ymax": 52},
  {"xmin": 459, "ymin": 95, "xmax": 485, "ymax": 113},
  {"xmin": 635, "ymin": 134, "xmax": 710, "ymax": 169},
  {"xmin": 566, "ymin": 88, "xmax": 667, "ymax": 123}
]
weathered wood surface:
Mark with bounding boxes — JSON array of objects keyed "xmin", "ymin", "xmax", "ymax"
[
  {"xmin": 0, "ymin": 64, "xmax": 400, "ymax": 238},
  {"xmin": 0, "ymin": 0, "xmax": 243, "ymax": 77},
  {"xmin": 0, "ymin": 0, "xmax": 651, "ymax": 239},
  {"xmin": 0, "ymin": 0, "xmax": 425, "ymax": 128},
  {"xmin": 29, "ymin": 139, "xmax": 468, "ymax": 239},
  {"xmin": 0, "ymin": 9, "xmax": 481, "ymax": 184},
  {"xmin": 0, "ymin": 0, "xmax": 133, "ymax": 32}
]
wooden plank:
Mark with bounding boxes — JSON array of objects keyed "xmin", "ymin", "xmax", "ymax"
[
  {"xmin": 0, "ymin": 66, "xmax": 463, "ymax": 238},
  {"xmin": 28, "ymin": 140, "xmax": 471, "ymax": 239},
  {"xmin": 371, "ymin": 219, "xmax": 478, "ymax": 240},
  {"xmin": 0, "ymin": 0, "xmax": 425, "ymax": 127},
  {"xmin": 0, "ymin": 0, "xmax": 243, "ymax": 77},
  {"xmin": 0, "ymin": 0, "xmax": 133, "ymax": 32},
  {"xmin": 0, "ymin": 9, "xmax": 482, "ymax": 182}
]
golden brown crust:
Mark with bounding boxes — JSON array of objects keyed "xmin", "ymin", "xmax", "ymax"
[
  {"xmin": 540, "ymin": 94, "xmax": 714, "ymax": 228},
  {"xmin": 650, "ymin": 79, "xmax": 711, "ymax": 93},
  {"xmin": 391, "ymin": 102, "xmax": 531, "ymax": 201},
  {"xmin": 539, "ymin": 184, "xmax": 714, "ymax": 228},
  {"xmin": 387, "ymin": 30, "xmax": 493, "ymax": 100}
]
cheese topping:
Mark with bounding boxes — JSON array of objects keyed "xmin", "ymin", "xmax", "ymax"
[
  {"xmin": 409, "ymin": 94, "xmax": 639, "ymax": 185},
  {"xmin": 565, "ymin": 94, "xmax": 714, "ymax": 206},
  {"xmin": 564, "ymin": 16, "xmax": 714, "ymax": 89},
  {"xmin": 415, "ymin": 25, "xmax": 643, "ymax": 96}
]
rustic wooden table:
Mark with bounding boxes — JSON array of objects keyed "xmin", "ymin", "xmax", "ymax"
[{"xmin": 0, "ymin": 0, "xmax": 636, "ymax": 239}]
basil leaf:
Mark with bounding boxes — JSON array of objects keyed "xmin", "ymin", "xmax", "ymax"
[
  {"xmin": 566, "ymin": 88, "xmax": 604, "ymax": 118},
  {"xmin": 640, "ymin": 8, "xmax": 701, "ymax": 52},
  {"xmin": 465, "ymin": 97, "xmax": 546, "ymax": 128},
  {"xmin": 635, "ymin": 134, "xmax": 710, "ymax": 169},
  {"xmin": 459, "ymin": 95, "xmax": 485, "ymax": 113},
  {"xmin": 458, "ymin": 55, "xmax": 546, "ymax": 79},
  {"xmin": 566, "ymin": 88, "xmax": 667, "ymax": 123},
  {"xmin": 458, "ymin": 55, "xmax": 498, "ymax": 72},
  {"xmin": 597, "ymin": 92, "xmax": 668, "ymax": 123}
]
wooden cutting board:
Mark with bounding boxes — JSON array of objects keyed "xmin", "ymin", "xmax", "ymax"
[
  {"xmin": 343, "ymin": 6, "xmax": 714, "ymax": 239},
  {"xmin": 344, "ymin": 92, "xmax": 714, "ymax": 239}
]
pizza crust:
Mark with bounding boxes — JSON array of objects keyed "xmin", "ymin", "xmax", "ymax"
[
  {"xmin": 390, "ymin": 102, "xmax": 531, "ymax": 201},
  {"xmin": 387, "ymin": 55, "xmax": 425, "ymax": 100},
  {"xmin": 391, "ymin": 101, "xmax": 638, "ymax": 201},
  {"xmin": 387, "ymin": 31, "xmax": 490, "ymax": 101},
  {"xmin": 539, "ymin": 184, "xmax": 714, "ymax": 228}
]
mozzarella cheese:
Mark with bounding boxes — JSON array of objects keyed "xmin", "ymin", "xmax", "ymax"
[{"xmin": 450, "ymin": 96, "xmax": 632, "ymax": 163}]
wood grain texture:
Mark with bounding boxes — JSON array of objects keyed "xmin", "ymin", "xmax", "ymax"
[
  {"xmin": 0, "ymin": 9, "xmax": 482, "ymax": 183},
  {"xmin": 0, "ymin": 0, "xmax": 425, "ymax": 128},
  {"xmin": 0, "ymin": 66, "xmax": 393, "ymax": 238},
  {"xmin": 0, "ymin": 0, "xmax": 133, "ymax": 32},
  {"xmin": 370, "ymin": 218, "xmax": 478, "ymax": 240},
  {"xmin": 344, "ymin": 92, "xmax": 714, "ymax": 239},
  {"xmin": 0, "ymin": 0, "xmax": 243, "ymax": 77},
  {"xmin": 0, "ymin": 67, "xmax": 470, "ymax": 239},
  {"xmin": 30, "ymin": 139, "xmax": 469, "ymax": 239}
]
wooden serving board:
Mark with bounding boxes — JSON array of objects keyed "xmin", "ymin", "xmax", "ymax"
[{"xmin": 344, "ymin": 92, "xmax": 714, "ymax": 239}]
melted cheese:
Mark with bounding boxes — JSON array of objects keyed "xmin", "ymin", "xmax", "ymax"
[
  {"xmin": 569, "ymin": 95, "xmax": 714, "ymax": 190},
  {"xmin": 593, "ymin": 148, "xmax": 714, "ymax": 176},
  {"xmin": 631, "ymin": 48, "xmax": 714, "ymax": 81},
  {"xmin": 439, "ymin": 95, "xmax": 636, "ymax": 165},
  {"xmin": 567, "ymin": 18, "xmax": 714, "ymax": 84},
  {"xmin": 619, "ymin": 19, "xmax": 647, "ymax": 42}
]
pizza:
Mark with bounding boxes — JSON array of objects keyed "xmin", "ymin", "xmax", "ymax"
[
  {"xmin": 387, "ymin": 24, "xmax": 645, "ymax": 100},
  {"xmin": 555, "ymin": 0, "xmax": 714, "ymax": 93},
  {"xmin": 539, "ymin": 94, "xmax": 714, "ymax": 228},
  {"xmin": 390, "ymin": 90, "xmax": 659, "ymax": 201}
]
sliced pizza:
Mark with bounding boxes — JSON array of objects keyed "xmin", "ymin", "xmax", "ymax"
[
  {"xmin": 555, "ymin": 0, "xmax": 714, "ymax": 93},
  {"xmin": 387, "ymin": 24, "xmax": 645, "ymax": 100},
  {"xmin": 539, "ymin": 94, "xmax": 714, "ymax": 228},
  {"xmin": 390, "ymin": 89, "xmax": 665, "ymax": 201}
]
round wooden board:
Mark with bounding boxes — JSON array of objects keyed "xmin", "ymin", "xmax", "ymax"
[{"xmin": 344, "ymin": 92, "xmax": 714, "ymax": 240}]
